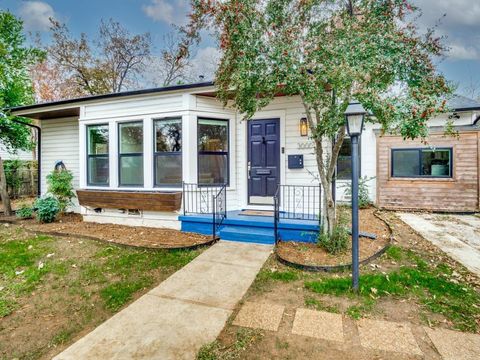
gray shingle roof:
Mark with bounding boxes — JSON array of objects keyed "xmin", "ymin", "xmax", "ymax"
[{"xmin": 446, "ymin": 94, "xmax": 480, "ymax": 111}]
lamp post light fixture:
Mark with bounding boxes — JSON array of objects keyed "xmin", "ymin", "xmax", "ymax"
[{"xmin": 345, "ymin": 101, "xmax": 367, "ymax": 291}]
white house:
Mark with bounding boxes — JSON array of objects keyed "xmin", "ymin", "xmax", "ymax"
[{"xmin": 10, "ymin": 82, "xmax": 480, "ymax": 244}]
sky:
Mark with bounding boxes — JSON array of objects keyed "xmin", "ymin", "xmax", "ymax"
[{"xmin": 1, "ymin": 0, "xmax": 479, "ymax": 97}]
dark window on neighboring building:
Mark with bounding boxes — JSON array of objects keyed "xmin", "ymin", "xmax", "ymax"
[
  {"xmin": 391, "ymin": 148, "xmax": 452, "ymax": 178},
  {"xmin": 87, "ymin": 124, "xmax": 109, "ymax": 186},
  {"xmin": 154, "ymin": 118, "xmax": 182, "ymax": 186},
  {"xmin": 119, "ymin": 121, "xmax": 144, "ymax": 186},
  {"xmin": 198, "ymin": 118, "xmax": 229, "ymax": 186},
  {"xmin": 336, "ymin": 137, "xmax": 361, "ymax": 180}
]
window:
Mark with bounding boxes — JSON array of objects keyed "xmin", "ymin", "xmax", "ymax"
[
  {"xmin": 154, "ymin": 118, "xmax": 182, "ymax": 186},
  {"xmin": 87, "ymin": 124, "xmax": 109, "ymax": 185},
  {"xmin": 336, "ymin": 138, "xmax": 361, "ymax": 180},
  {"xmin": 391, "ymin": 148, "xmax": 452, "ymax": 178},
  {"xmin": 119, "ymin": 121, "xmax": 144, "ymax": 186},
  {"xmin": 198, "ymin": 118, "xmax": 229, "ymax": 185}
]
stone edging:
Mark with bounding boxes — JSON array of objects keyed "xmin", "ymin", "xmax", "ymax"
[
  {"xmin": 0, "ymin": 218, "xmax": 218, "ymax": 251},
  {"xmin": 275, "ymin": 210, "xmax": 394, "ymax": 272},
  {"xmin": 33, "ymin": 230, "xmax": 219, "ymax": 251}
]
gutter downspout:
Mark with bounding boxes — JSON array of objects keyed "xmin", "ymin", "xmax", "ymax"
[{"xmin": 9, "ymin": 118, "xmax": 41, "ymax": 198}]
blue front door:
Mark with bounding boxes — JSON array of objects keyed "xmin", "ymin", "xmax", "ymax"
[{"xmin": 248, "ymin": 118, "xmax": 280, "ymax": 204}]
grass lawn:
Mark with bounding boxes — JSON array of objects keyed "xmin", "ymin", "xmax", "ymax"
[
  {"xmin": 0, "ymin": 223, "xmax": 201, "ymax": 360},
  {"xmin": 197, "ymin": 211, "xmax": 480, "ymax": 359}
]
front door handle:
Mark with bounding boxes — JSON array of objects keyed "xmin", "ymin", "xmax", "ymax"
[{"xmin": 247, "ymin": 161, "xmax": 251, "ymax": 179}]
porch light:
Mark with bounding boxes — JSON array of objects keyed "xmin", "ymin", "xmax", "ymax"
[
  {"xmin": 300, "ymin": 117, "xmax": 308, "ymax": 136},
  {"xmin": 345, "ymin": 102, "xmax": 367, "ymax": 136},
  {"xmin": 344, "ymin": 100, "xmax": 367, "ymax": 292}
]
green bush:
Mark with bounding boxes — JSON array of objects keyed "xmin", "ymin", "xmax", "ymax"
[
  {"xmin": 4, "ymin": 159, "xmax": 23, "ymax": 198},
  {"xmin": 342, "ymin": 176, "xmax": 374, "ymax": 209},
  {"xmin": 46, "ymin": 169, "xmax": 76, "ymax": 213},
  {"xmin": 16, "ymin": 205, "xmax": 34, "ymax": 219},
  {"xmin": 318, "ymin": 213, "xmax": 349, "ymax": 254},
  {"xmin": 34, "ymin": 196, "xmax": 60, "ymax": 223}
]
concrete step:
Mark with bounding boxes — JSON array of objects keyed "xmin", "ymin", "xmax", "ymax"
[{"xmin": 219, "ymin": 225, "xmax": 275, "ymax": 244}]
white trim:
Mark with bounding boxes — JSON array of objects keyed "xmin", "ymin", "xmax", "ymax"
[{"xmin": 191, "ymin": 110, "xmax": 237, "ymax": 191}]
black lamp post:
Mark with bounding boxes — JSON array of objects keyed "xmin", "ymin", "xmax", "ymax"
[{"xmin": 345, "ymin": 101, "xmax": 367, "ymax": 291}]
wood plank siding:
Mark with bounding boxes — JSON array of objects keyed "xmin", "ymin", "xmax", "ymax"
[
  {"xmin": 77, "ymin": 190, "xmax": 182, "ymax": 212},
  {"xmin": 376, "ymin": 132, "xmax": 479, "ymax": 212}
]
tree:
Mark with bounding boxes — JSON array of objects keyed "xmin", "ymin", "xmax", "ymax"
[
  {"xmin": 0, "ymin": 11, "xmax": 44, "ymax": 215},
  {"xmin": 185, "ymin": 0, "xmax": 452, "ymax": 235},
  {"xmin": 48, "ymin": 18, "xmax": 151, "ymax": 95}
]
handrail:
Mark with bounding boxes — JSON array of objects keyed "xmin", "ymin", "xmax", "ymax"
[
  {"xmin": 212, "ymin": 184, "xmax": 227, "ymax": 240},
  {"xmin": 182, "ymin": 182, "xmax": 224, "ymax": 215},
  {"xmin": 274, "ymin": 184, "xmax": 321, "ymax": 244},
  {"xmin": 273, "ymin": 186, "xmax": 280, "ymax": 244}
]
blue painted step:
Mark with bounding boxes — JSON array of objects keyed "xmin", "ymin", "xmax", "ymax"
[{"xmin": 219, "ymin": 226, "xmax": 275, "ymax": 244}]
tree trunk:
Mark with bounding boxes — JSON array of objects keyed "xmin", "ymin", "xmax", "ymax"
[{"xmin": 0, "ymin": 156, "xmax": 13, "ymax": 216}]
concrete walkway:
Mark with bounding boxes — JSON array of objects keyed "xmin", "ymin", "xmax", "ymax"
[
  {"xmin": 54, "ymin": 241, "xmax": 272, "ymax": 360},
  {"xmin": 398, "ymin": 213, "xmax": 480, "ymax": 276}
]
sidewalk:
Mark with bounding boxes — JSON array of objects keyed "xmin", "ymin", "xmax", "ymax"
[{"xmin": 53, "ymin": 241, "xmax": 272, "ymax": 360}]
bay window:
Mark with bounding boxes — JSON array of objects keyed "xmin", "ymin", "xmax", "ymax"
[
  {"xmin": 87, "ymin": 124, "xmax": 109, "ymax": 186},
  {"xmin": 198, "ymin": 118, "xmax": 229, "ymax": 186},
  {"xmin": 154, "ymin": 118, "xmax": 182, "ymax": 186},
  {"xmin": 391, "ymin": 148, "xmax": 452, "ymax": 178},
  {"xmin": 119, "ymin": 121, "xmax": 144, "ymax": 186}
]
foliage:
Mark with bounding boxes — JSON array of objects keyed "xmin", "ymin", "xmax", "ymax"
[
  {"xmin": 185, "ymin": 0, "xmax": 453, "ymax": 235},
  {"xmin": 34, "ymin": 196, "xmax": 60, "ymax": 223},
  {"xmin": 305, "ymin": 249, "xmax": 480, "ymax": 332},
  {"xmin": 46, "ymin": 169, "xmax": 76, "ymax": 212},
  {"xmin": 16, "ymin": 204, "xmax": 34, "ymax": 219},
  {"xmin": 318, "ymin": 212, "xmax": 349, "ymax": 254},
  {"xmin": 0, "ymin": 10, "xmax": 43, "ymax": 215},
  {"xmin": 341, "ymin": 176, "xmax": 375, "ymax": 208},
  {"xmin": 3, "ymin": 160, "xmax": 23, "ymax": 198},
  {"xmin": 0, "ymin": 11, "xmax": 43, "ymax": 147},
  {"xmin": 100, "ymin": 277, "xmax": 153, "ymax": 311},
  {"xmin": 45, "ymin": 18, "xmax": 151, "ymax": 97},
  {"xmin": 197, "ymin": 328, "xmax": 262, "ymax": 360},
  {"xmin": 0, "ymin": 233, "xmax": 53, "ymax": 317}
]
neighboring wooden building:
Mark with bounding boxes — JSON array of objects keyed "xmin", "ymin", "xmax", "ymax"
[{"xmin": 376, "ymin": 131, "xmax": 479, "ymax": 212}]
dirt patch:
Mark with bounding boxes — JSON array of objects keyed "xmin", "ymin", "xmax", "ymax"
[
  {"xmin": 197, "ymin": 210, "xmax": 480, "ymax": 359},
  {"xmin": 0, "ymin": 223, "xmax": 202, "ymax": 360},
  {"xmin": 12, "ymin": 213, "xmax": 212, "ymax": 249},
  {"xmin": 276, "ymin": 208, "xmax": 391, "ymax": 267}
]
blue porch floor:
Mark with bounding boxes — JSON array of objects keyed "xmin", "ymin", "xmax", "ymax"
[{"xmin": 179, "ymin": 210, "xmax": 320, "ymax": 245}]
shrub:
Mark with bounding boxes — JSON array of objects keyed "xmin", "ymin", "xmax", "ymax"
[
  {"xmin": 16, "ymin": 204, "xmax": 34, "ymax": 219},
  {"xmin": 46, "ymin": 169, "xmax": 76, "ymax": 213},
  {"xmin": 34, "ymin": 196, "xmax": 60, "ymax": 223},
  {"xmin": 4, "ymin": 160, "xmax": 23, "ymax": 198},
  {"xmin": 318, "ymin": 213, "xmax": 349, "ymax": 254},
  {"xmin": 342, "ymin": 176, "xmax": 374, "ymax": 209}
]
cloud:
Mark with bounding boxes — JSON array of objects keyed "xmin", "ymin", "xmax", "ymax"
[
  {"xmin": 413, "ymin": 0, "xmax": 480, "ymax": 61},
  {"xmin": 448, "ymin": 44, "xmax": 480, "ymax": 61},
  {"xmin": 142, "ymin": 0, "xmax": 189, "ymax": 25},
  {"xmin": 18, "ymin": 1, "xmax": 56, "ymax": 31},
  {"xmin": 190, "ymin": 47, "xmax": 221, "ymax": 80}
]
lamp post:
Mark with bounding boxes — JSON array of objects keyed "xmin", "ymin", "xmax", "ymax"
[{"xmin": 345, "ymin": 102, "xmax": 367, "ymax": 291}]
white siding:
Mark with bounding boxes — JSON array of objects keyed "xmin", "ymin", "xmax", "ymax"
[
  {"xmin": 41, "ymin": 117, "xmax": 80, "ymax": 210},
  {"xmin": 83, "ymin": 93, "xmax": 184, "ymax": 120},
  {"xmin": 0, "ymin": 140, "xmax": 34, "ymax": 161}
]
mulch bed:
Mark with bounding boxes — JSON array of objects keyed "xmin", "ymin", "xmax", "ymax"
[
  {"xmin": 276, "ymin": 207, "xmax": 392, "ymax": 270},
  {"xmin": 2, "ymin": 213, "xmax": 214, "ymax": 250}
]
